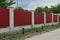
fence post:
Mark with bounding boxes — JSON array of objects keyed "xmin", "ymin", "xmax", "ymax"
[
  {"xmin": 9, "ymin": 7, "xmax": 14, "ymax": 30},
  {"xmin": 44, "ymin": 12, "xmax": 46, "ymax": 25},
  {"xmin": 52, "ymin": 13, "xmax": 54, "ymax": 24},
  {"xmin": 57, "ymin": 14, "xmax": 59, "ymax": 23},
  {"xmin": 32, "ymin": 11, "xmax": 34, "ymax": 27}
]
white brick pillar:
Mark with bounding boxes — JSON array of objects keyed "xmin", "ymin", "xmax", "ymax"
[
  {"xmin": 9, "ymin": 7, "xmax": 14, "ymax": 29},
  {"xmin": 52, "ymin": 13, "xmax": 54, "ymax": 24},
  {"xmin": 44, "ymin": 12, "xmax": 46, "ymax": 25},
  {"xmin": 32, "ymin": 11, "xmax": 34, "ymax": 27},
  {"xmin": 57, "ymin": 14, "xmax": 59, "ymax": 23}
]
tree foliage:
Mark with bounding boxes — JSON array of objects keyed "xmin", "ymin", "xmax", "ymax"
[
  {"xmin": 50, "ymin": 4, "xmax": 60, "ymax": 13},
  {"xmin": 44, "ymin": 6, "xmax": 51, "ymax": 13},
  {"xmin": 15, "ymin": 7, "xmax": 24, "ymax": 10},
  {"xmin": 35, "ymin": 7, "xmax": 43, "ymax": 13},
  {"xmin": 0, "ymin": 0, "xmax": 15, "ymax": 8},
  {"xmin": 34, "ymin": 4, "xmax": 60, "ymax": 13}
]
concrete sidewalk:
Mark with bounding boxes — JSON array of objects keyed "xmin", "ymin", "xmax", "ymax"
[{"xmin": 25, "ymin": 29, "xmax": 60, "ymax": 40}]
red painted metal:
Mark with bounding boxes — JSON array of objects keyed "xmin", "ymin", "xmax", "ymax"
[
  {"xmin": 34, "ymin": 12, "xmax": 44, "ymax": 24},
  {"xmin": 14, "ymin": 10, "xmax": 32, "ymax": 26},
  {"xmin": 0, "ymin": 8, "xmax": 60, "ymax": 28},
  {"xmin": 0, "ymin": 8, "xmax": 9, "ymax": 28},
  {"xmin": 53, "ymin": 15, "xmax": 57, "ymax": 22},
  {"xmin": 46, "ymin": 14, "xmax": 52, "ymax": 23}
]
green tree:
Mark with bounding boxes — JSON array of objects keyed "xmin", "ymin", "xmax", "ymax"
[
  {"xmin": 35, "ymin": 7, "xmax": 43, "ymax": 13},
  {"xmin": 50, "ymin": 4, "xmax": 60, "ymax": 13},
  {"xmin": 0, "ymin": 0, "xmax": 15, "ymax": 8},
  {"xmin": 15, "ymin": 7, "xmax": 24, "ymax": 10},
  {"xmin": 44, "ymin": 6, "xmax": 51, "ymax": 13}
]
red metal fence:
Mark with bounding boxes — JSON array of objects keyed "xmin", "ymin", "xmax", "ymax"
[
  {"xmin": 34, "ymin": 12, "xmax": 44, "ymax": 24},
  {"xmin": 0, "ymin": 8, "xmax": 59, "ymax": 28},
  {"xmin": 0, "ymin": 8, "xmax": 9, "ymax": 28},
  {"xmin": 14, "ymin": 10, "xmax": 32, "ymax": 26},
  {"xmin": 46, "ymin": 14, "xmax": 52, "ymax": 23},
  {"xmin": 53, "ymin": 15, "xmax": 57, "ymax": 22}
]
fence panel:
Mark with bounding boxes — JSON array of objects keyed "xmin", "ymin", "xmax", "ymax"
[
  {"xmin": 14, "ymin": 10, "xmax": 32, "ymax": 26},
  {"xmin": 53, "ymin": 15, "xmax": 57, "ymax": 22},
  {"xmin": 34, "ymin": 12, "xmax": 44, "ymax": 24},
  {"xmin": 0, "ymin": 8, "xmax": 9, "ymax": 28},
  {"xmin": 46, "ymin": 14, "xmax": 52, "ymax": 23}
]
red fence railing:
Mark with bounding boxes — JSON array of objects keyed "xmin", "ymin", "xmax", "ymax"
[
  {"xmin": 0, "ymin": 8, "xmax": 9, "ymax": 28},
  {"xmin": 46, "ymin": 14, "xmax": 52, "ymax": 23},
  {"xmin": 34, "ymin": 12, "xmax": 44, "ymax": 24},
  {"xmin": 14, "ymin": 10, "xmax": 32, "ymax": 26},
  {"xmin": 0, "ymin": 8, "xmax": 59, "ymax": 28}
]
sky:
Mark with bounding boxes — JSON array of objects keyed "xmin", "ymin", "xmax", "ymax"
[{"xmin": 12, "ymin": 0, "xmax": 60, "ymax": 10}]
